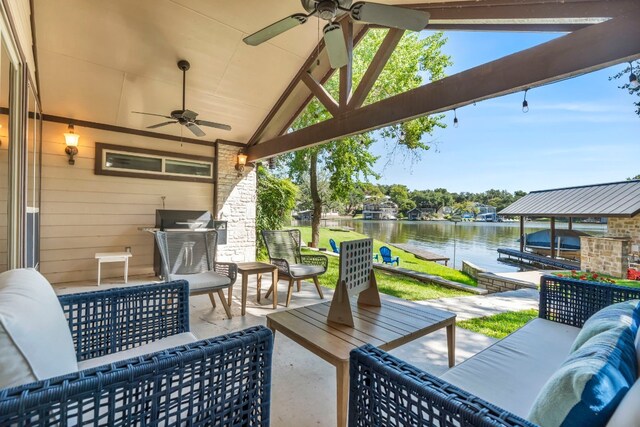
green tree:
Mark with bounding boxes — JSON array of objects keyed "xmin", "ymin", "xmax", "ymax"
[
  {"xmin": 284, "ymin": 29, "xmax": 451, "ymax": 246},
  {"xmin": 386, "ymin": 184, "xmax": 415, "ymax": 215},
  {"xmin": 256, "ymin": 166, "xmax": 298, "ymax": 258},
  {"xmin": 453, "ymin": 200, "xmax": 478, "ymax": 217},
  {"xmin": 610, "ymin": 61, "xmax": 640, "ymax": 116},
  {"xmin": 627, "ymin": 174, "xmax": 640, "ymax": 180}
]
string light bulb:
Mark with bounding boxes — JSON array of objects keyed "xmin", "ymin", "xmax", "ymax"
[
  {"xmin": 522, "ymin": 89, "xmax": 529, "ymax": 113},
  {"xmin": 629, "ymin": 62, "xmax": 639, "ymax": 88},
  {"xmin": 453, "ymin": 109, "xmax": 459, "ymax": 128}
]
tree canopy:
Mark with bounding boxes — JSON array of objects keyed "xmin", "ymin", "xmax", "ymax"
[
  {"xmin": 611, "ymin": 60, "xmax": 640, "ymax": 117},
  {"xmin": 281, "ymin": 29, "xmax": 452, "ymax": 245}
]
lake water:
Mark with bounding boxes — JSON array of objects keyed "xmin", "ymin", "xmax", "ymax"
[{"xmin": 294, "ymin": 219, "xmax": 607, "ymax": 272}]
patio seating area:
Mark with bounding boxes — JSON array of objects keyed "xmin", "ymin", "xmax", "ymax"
[
  {"xmin": 40, "ymin": 268, "xmax": 539, "ymax": 426},
  {"xmin": 0, "ymin": 1, "xmax": 638, "ymax": 426}
]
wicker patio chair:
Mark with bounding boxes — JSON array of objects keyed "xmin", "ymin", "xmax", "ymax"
[
  {"xmin": 349, "ymin": 276, "xmax": 640, "ymax": 427},
  {"xmin": 156, "ymin": 230, "xmax": 237, "ymax": 318},
  {"xmin": 262, "ymin": 229, "xmax": 327, "ymax": 306},
  {"xmin": 0, "ymin": 280, "xmax": 273, "ymax": 426}
]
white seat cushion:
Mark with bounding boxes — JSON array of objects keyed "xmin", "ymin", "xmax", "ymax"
[
  {"xmin": 78, "ymin": 332, "xmax": 198, "ymax": 370},
  {"xmin": 607, "ymin": 378, "xmax": 640, "ymax": 427},
  {"xmin": 169, "ymin": 272, "xmax": 231, "ymax": 292},
  {"xmin": 289, "ymin": 264, "xmax": 324, "ymax": 277},
  {"xmin": 0, "ymin": 269, "xmax": 78, "ymax": 388},
  {"xmin": 441, "ymin": 318, "xmax": 580, "ymax": 418}
]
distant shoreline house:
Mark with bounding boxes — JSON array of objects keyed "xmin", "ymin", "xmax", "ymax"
[
  {"xmin": 475, "ymin": 204, "xmax": 498, "ymax": 221},
  {"xmin": 295, "ymin": 210, "xmax": 313, "ymax": 221},
  {"xmin": 363, "ymin": 196, "xmax": 398, "ymax": 220},
  {"xmin": 294, "ymin": 209, "xmax": 341, "ymax": 221},
  {"xmin": 407, "ymin": 207, "xmax": 436, "ymax": 220}
]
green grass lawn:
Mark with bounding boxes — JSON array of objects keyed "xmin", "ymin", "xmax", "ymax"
[
  {"xmin": 303, "ymin": 248, "xmax": 471, "ymax": 300},
  {"xmin": 553, "ymin": 271, "xmax": 640, "ymax": 288},
  {"xmin": 293, "ymin": 226, "xmax": 477, "ymax": 287},
  {"xmin": 457, "ymin": 309, "xmax": 538, "ymax": 339}
]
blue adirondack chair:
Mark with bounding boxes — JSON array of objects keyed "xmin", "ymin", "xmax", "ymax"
[
  {"xmin": 379, "ymin": 246, "xmax": 400, "ymax": 266},
  {"xmin": 329, "ymin": 238, "xmax": 340, "ymax": 254}
]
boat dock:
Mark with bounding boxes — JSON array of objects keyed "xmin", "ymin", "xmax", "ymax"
[
  {"xmin": 390, "ymin": 243, "xmax": 450, "ymax": 265},
  {"xmin": 497, "ymin": 248, "xmax": 580, "ymax": 270}
]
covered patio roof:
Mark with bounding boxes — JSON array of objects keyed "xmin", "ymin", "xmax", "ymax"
[
  {"xmin": 499, "ymin": 180, "xmax": 640, "ymax": 218},
  {"xmin": 31, "ymin": 0, "xmax": 640, "ymax": 154}
]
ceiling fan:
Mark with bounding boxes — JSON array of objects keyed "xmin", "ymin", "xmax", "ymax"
[
  {"xmin": 243, "ymin": 0, "xmax": 430, "ymax": 69},
  {"xmin": 132, "ymin": 60, "xmax": 231, "ymax": 137}
]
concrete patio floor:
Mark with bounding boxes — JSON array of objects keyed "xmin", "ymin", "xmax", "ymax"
[{"xmin": 54, "ymin": 274, "xmax": 540, "ymax": 427}]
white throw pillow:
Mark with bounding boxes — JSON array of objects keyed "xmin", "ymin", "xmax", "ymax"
[{"xmin": 0, "ymin": 269, "xmax": 78, "ymax": 389}]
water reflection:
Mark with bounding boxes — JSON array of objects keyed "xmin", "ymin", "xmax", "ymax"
[{"xmin": 294, "ymin": 219, "xmax": 606, "ymax": 272}]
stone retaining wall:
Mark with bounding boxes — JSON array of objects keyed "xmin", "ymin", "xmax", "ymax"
[
  {"xmin": 461, "ymin": 260, "xmax": 487, "ymax": 279},
  {"xmin": 477, "ymin": 272, "xmax": 537, "ymax": 294}
]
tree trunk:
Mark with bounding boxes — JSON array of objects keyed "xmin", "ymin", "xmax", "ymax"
[{"xmin": 310, "ymin": 151, "xmax": 322, "ymax": 248}]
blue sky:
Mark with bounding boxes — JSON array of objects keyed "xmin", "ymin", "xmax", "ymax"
[{"xmin": 370, "ymin": 31, "xmax": 640, "ymax": 193}]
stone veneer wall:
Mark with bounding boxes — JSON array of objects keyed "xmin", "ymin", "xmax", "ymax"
[
  {"xmin": 215, "ymin": 144, "xmax": 257, "ymax": 262},
  {"xmin": 580, "ymin": 236, "xmax": 630, "ymax": 278},
  {"xmin": 607, "ymin": 216, "xmax": 640, "ymax": 255},
  {"xmin": 477, "ymin": 272, "xmax": 537, "ymax": 294},
  {"xmin": 461, "ymin": 260, "xmax": 487, "ymax": 279}
]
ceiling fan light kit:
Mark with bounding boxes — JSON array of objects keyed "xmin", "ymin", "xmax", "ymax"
[
  {"xmin": 132, "ymin": 60, "xmax": 231, "ymax": 137},
  {"xmin": 243, "ymin": 0, "xmax": 430, "ymax": 69}
]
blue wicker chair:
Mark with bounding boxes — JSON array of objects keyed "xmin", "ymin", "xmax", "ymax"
[
  {"xmin": 0, "ymin": 281, "xmax": 273, "ymax": 426},
  {"xmin": 349, "ymin": 276, "xmax": 640, "ymax": 427}
]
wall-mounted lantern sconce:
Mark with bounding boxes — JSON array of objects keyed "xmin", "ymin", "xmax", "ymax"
[
  {"xmin": 235, "ymin": 152, "xmax": 248, "ymax": 176},
  {"xmin": 64, "ymin": 124, "xmax": 79, "ymax": 165}
]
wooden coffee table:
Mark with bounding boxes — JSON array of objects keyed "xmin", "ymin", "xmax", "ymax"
[
  {"xmin": 233, "ymin": 262, "xmax": 279, "ymax": 315},
  {"xmin": 267, "ymin": 298, "xmax": 456, "ymax": 427}
]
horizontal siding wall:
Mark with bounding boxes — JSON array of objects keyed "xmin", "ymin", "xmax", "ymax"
[{"xmin": 40, "ymin": 121, "xmax": 217, "ymax": 284}]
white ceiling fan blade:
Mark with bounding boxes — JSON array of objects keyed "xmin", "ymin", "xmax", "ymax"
[
  {"xmin": 186, "ymin": 122, "xmax": 206, "ymax": 137},
  {"xmin": 323, "ymin": 23, "xmax": 348, "ymax": 69},
  {"xmin": 243, "ymin": 14, "xmax": 308, "ymax": 46},
  {"xmin": 132, "ymin": 111, "xmax": 173, "ymax": 119},
  {"xmin": 147, "ymin": 121, "xmax": 177, "ymax": 129},
  {"xmin": 350, "ymin": 2, "xmax": 429, "ymax": 32},
  {"xmin": 196, "ymin": 120, "xmax": 232, "ymax": 131}
]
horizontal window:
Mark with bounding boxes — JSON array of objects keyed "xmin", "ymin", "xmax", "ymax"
[{"xmin": 95, "ymin": 143, "xmax": 214, "ymax": 183}]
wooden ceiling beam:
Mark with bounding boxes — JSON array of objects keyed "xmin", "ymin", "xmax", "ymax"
[
  {"xmin": 301, "ymin": 71, "xmax": 340, "ymax": 117},
  {"xmin": 270, "ymin": 24, "xmax": 370, "ymax": 141},
  {"xmin": 246, "ymin": 8, "xmax": 640, "ymax": 161},
  {"xmin": 406, "ymin": 0, "xmax": 638, "ymax": 21},
  {"xmin": 424, "ymin": 23, "xmax": 590, "ymax": 32},
  {"xmin": 349, "ymin": 28, "xmax": 404, "ymax": 110}
]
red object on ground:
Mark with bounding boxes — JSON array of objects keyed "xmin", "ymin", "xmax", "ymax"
[{"xmin": 628, "ymin": 268, "xmax": 640, "ymax": 281}]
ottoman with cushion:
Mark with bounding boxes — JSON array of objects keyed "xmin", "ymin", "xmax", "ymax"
[{"xmin": 0, "ymin": 269, "xmax": 272, "ymax": 426}]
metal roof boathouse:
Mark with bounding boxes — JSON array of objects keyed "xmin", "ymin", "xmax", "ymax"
[
  {"xmin": 499, "ymin": 180, "xmax": 640, "ymax": 277},
  {"xmin": 500, "ymin": 180, "xmax": 640, "ymax": 218}
]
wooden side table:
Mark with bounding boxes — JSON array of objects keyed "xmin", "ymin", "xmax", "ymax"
[
  {"xmin": 95, "ymin": 252, "xmax": 132, "ymax": 286},
  {"xmin": 233, "ymin": 262, "xmax": 279, "ymax": 315}
]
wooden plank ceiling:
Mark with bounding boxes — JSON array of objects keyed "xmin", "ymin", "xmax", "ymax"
[{"xmin": 32, "ymin": 0, "xmax": 640, "ymax": 153}]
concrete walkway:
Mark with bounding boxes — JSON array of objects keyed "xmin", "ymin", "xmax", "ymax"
[
  {"xmin": 54, "ymin": 274, "xmax": 540, "ymax": 427},
  {"xmin": 421, "ymin": 287, "xmax": 539, "ymax": 322}
]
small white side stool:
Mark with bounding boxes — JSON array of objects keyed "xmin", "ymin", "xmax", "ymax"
[{"xmin": 95, "ymin": 252, "xmax": 132, "ymax": 286}]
